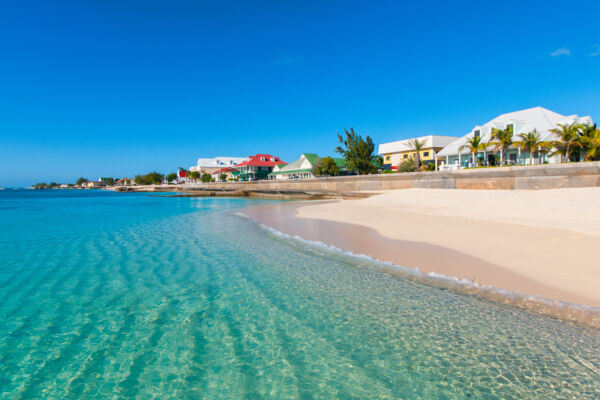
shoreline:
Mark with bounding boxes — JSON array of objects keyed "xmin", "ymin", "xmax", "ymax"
[{"xmin": 243, "ymin": 188, "xmax": 600, "ymax": 328}]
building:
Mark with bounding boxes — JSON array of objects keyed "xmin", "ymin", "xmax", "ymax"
[
  {"xmin": 211, "ymin": 167, "xmax": 236, "ymax": 181},
  {"xmin": 189, "ymin": 157, "xmax": 248, "ymax": 175},
  {"xmin": 83, "ymin": 181, "xmax": 105, "ymax": 188},
  {"xmin": 437, "ymin": 107, "xmax": 594, "ymax": 167},
  {"xmin": 268, "ymin": 153, "xmax": 346, "ymax": 180},
  {"xmin": 176, "ymin": 169, "xmax": 188, "ymax": 183},
  {"xmin": 378, "ymin": 135, "xmax": 460, "ymax": 170},
  {"xmin": 232, "ymin": 154, "xmax": 286, "ymax": 181}
]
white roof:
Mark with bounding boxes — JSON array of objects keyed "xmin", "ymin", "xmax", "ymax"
[
  {"xmin": 437, "ymin": 107, "xmax": 593, "ymax": 156},
  {"xmin": 190, "ymin": 156, "xmax": 248, "ymax": 170},
  {"xmin": 378, "ymin": 135, "xmax": 460, "ymax": 155}
]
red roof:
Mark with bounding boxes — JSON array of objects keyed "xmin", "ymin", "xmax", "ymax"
[
  {"xmin": 178, "ymin": 170, "xmax": 186, "ymax": 177},
  {"xmin": 234, "ymin": 154, "xmax": 287, "ymax": 168},
  {"xmin": 213, "ymin": 167, "xmax": 236, "ymax": 174}
]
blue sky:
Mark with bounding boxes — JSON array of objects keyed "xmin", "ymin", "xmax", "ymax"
[{"xmin": 1, "ymin": 0, "xmax": 599, "ymax": 186}]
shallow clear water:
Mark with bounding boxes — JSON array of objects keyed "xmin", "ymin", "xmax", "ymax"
[{"xmin": 0, "ymin": 189, "xmax": 598, "ymax": 399}]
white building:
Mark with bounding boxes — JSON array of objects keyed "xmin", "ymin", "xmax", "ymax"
[
  {"xmin": 189, "ymin": 156, "xmax": 248, "ymax": 174},
  {"xmin": 437, "ymin": 107, "xmax": 593, "ymax": 167}
]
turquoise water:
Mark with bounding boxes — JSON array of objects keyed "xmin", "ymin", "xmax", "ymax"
[{"xmin": 0, "ymin": 190, "xmax": 599, "ymax": 399}]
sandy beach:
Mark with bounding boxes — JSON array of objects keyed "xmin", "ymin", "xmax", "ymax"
[{"xmin": 246, "ymin": 187, "xmax": 600, "ymax": 309}]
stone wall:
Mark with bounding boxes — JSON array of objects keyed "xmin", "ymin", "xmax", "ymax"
[{"xmin": 128, "ymin": 162, "xmax": 600, "ymax": 193}]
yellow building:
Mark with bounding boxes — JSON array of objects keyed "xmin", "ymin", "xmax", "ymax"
[{"xmin": 378, "ymin": 135, "xmax": 459, "ymax": 170}]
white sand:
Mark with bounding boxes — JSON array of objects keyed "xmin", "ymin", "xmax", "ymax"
[{"xmin": 295, "ymin": 188, "xmax": 600, "ymax": 307}]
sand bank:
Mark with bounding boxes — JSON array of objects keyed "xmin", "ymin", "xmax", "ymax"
[{"xmin": 245, "ymin": 188, "xmax": 600, "ymax": 309}]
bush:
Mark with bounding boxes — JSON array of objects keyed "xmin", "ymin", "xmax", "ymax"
[
  {"xmin": 314, "ymin": 156, "xmax": 340, "ymax": 176},
  {"xmin": 201, "ymin": 173, "xmax": 214, "ymax": 183},
  {"xmin": 134, "ymin": 172, "xmax": 164, "ymax": 185},
  {"xmin": 398, "ymin": 157, "xmax": 417, "ymax": 173}
]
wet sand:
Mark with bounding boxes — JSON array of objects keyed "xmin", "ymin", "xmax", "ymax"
[{"xmin": 244, "ymin": 188, "xmax": 600, "ymax": 313}]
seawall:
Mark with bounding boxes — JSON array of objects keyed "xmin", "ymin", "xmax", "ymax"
[{"xmin": 116, "ymin": 161, "xmax": 600, "ymax": 193}]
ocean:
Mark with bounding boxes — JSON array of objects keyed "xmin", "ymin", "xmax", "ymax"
[{"xmin": 0, "ymin": 189, "xmax": 598, "ymax": 399}]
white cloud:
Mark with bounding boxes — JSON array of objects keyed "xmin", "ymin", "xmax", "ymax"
[
  {"xmin": 549, "ymin": 47, "xmax": 571, "ymax": 57},
  {"xmin": 590, "ymin": 45, "xmax": 600, "ymax": 56},
  {"xmin": 274, "ymin": 54, "xmax": 303, "ymax": 65}
]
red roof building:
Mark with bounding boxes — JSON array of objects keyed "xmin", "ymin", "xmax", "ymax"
[{"xmin": 233, "ymin": 154, "xmax": 287, "ymax": 181}]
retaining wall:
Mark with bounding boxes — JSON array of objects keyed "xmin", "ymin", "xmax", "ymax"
[{"xmin": 133, "ymin": 162, "xmax": 600, "ymax": 193}]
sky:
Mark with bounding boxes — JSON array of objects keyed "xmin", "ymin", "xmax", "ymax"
[{"xmin": 1, "ymin": 0, "xmax": 599, "ymax": 187}]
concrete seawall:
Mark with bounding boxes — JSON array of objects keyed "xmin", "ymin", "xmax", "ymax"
[{"xmin": 121, "ymin": 162, "xmax": 600, "ymax": 193}]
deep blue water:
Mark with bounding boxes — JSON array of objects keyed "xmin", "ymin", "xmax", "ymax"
[{"xmin": 0, "ymin": 189, "xmax": 599, "ymax": 399}]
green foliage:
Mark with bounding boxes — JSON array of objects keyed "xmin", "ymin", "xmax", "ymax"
[
  {"xmin": 382, "ymin": 169, "xmax": 396, "ymax": 174},
  {"xmin": 166, "ymin": 172, "xmax": 177, "ymax": 183},
  {"xmin": 188, "ymin": 171, "xmax": 200, "ymax": 181},
  {"xmin": 219, "ymin": 173, "xmax": 228, "ymax": 181},
  {"xmin": 459, "ymin": 135, "xmax": 491, "ymax": 166},
  {"xmin": 579, "ymin": 124, "xmax": 600, "ymax": 161},
  {"xmin": 398, "ymin": 157, "xmax": 417, "ymax": 173},
  {"xmin": 102, "ymin": 177, "xmax": 115, "ymax": 186},
  {"xmin": 549, "ymin": 123, "xmax": 583, "ymax": 162},
  {"xmin": 34, "ymin": 182, "xmax": 48, "ymax": 189},
  {"xmin": 134, "ymin": 172, "xmax": 164, "ymax": 185},
  {"xmin": 408, "ymin": 139, "xmax": 427, "ymax": 169},
  {"xmin": 76, "ymin": 177, "xmax": 88, "ymax": 186},
  {"xmin": 201, "ymin": 173, "xmax": 214, "ymax": 183},
  {"xmin": 513, "ymin": 129, "xmax": 547, "ymax": 165},
  {"xmin": 48, "ymin": 182, "xmax": 59, "ymax": 188},
  {"xmin": 314, "ymin": 156, "xmax": 340, "ymax": 176},
  {"xmin": 423, "ymin": 163, "xmax": 436, "ymax": 171},
  {"xmin": 491, "ymin": 126, "xmax": 513, "ymax": 166},
  {"xmin": 335, "ymin": 127, "xmax": 378, "ymax": 174},
  {"xmin": 373, "ymin": 155, "xmax": 384, "ymax": 170}
]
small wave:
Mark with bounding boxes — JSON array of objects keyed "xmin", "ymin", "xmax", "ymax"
[{"xmin": 233, "ymin": 211, "xmax": 600, "ymax": 329}]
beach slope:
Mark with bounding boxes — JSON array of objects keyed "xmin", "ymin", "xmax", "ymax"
[{"xmin": 248, "ymin": 188, "xmax": 600, "ymax": 308}]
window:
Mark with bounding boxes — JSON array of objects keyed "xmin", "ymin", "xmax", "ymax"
[
  {"xmin": 423, "ymin": 152, "xmax": 429, "ymax": 157},
  {"xmin": 270, "ymin": 157, "xmax": 275, "ymax": 161},
  {"xmin": 474, "ymin": 130, "xmax": 480, "ymax": 137},
  {"xmin": 403, "ymin": 154, "xmax": 408, "ymax": 159},
  {"xmin": 385, "ymin": 156, "xmax": 391, "ymax": 162}
]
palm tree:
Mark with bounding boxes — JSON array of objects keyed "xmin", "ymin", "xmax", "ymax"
[
  {"xmin": 513, "ymin": 129, "xmax": 546, "ymax": 165},
  {"xmin": 578, "ymin": 124, "xmax": 600, "ymax": 161},
  {"xmin": 549, "ymin": 122, "xmax": 583, "ymax": 162},
  {"xmin": 491, "ymin": 126, "xmax": 513, "ymax": 166},
  {"xmin": 458, "ymin": 136, "xmax": 490, "ymax": 167},
  {"xmin": 408, "ymin": 138, "xmax": 427, "ymax": 169}
]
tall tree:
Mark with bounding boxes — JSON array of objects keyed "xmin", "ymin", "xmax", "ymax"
[
  {"xmin": 513, "ymin": 129, "xmax": 546, "ymax": 165},
  {"xmin": 491, "ymin": 126, "xmax": 513, "ymax": 166},
  {"xmin": 549, "ymin": 122, "xmax": 583, "ymax": 162},
  {"xmin": 335, "ymin": 128, "xmax": 377, "ymax": 174},
  {"xmin": 75, "ymin": 177, "xmax": 88, "ymax": 186},
  {"xmin": 458, "ymin": 136, "xmax": 490, "ymax": 167},
  {"xmin": 408, "ymin": 138, "xmax": 427, "ymax": 170}
]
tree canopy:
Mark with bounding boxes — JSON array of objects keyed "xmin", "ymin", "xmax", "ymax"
[
  {"xmin": 335, "ymin": 128, "xmax": 378, "ymax": 174},
  {"xmin": 200, "ymin": 173, "xmax": 214, "ymax": 183},
  {"xmin": 166, "ymin": 172, "xmax": 177, "ymax": 183},
  {"xmin": 314, "ymin": 156, "xmax": 340, "ymax": 176},
  {"xmin": 134, "ymin": 172, "xmax": 164, "ymax": 185}
]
